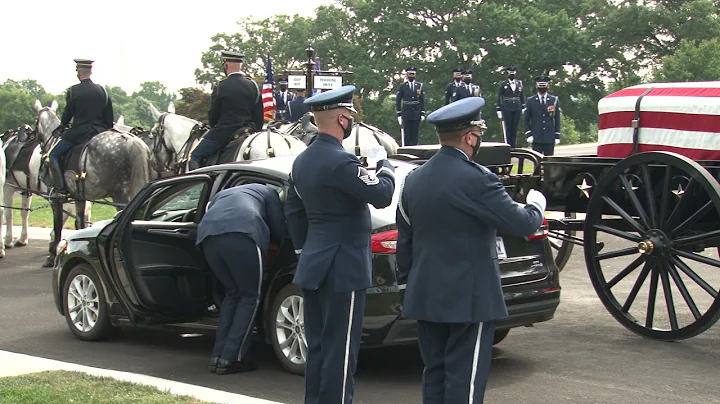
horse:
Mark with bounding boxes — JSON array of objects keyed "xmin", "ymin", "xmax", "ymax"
[
  {"xmin": 146, "ymin": 103, "xmax": 306, "ymax": 175},
  {"xmin": 0, "ymin": 137, "xmax": 5, "ymax": 258},
  {"xmin": 33, "ymin": 99, "xmax": 154, "ymax": 266},
  {"xmin": 2, "ymin": 119, "xmax": 91, "ymax": 254},
  {"xmin": 277, "ymin": 112, "xmax": 400, "ymax": 158}
]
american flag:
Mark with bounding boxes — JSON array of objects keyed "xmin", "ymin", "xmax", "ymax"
[{"xmin": 262, "ymin": 53, "xmax": 275, "ymax": 121}]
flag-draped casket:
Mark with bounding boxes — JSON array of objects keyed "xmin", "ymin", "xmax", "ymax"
[{"xmin": 597, "ymin": 81, "xmax": 720, "ymax": 160}]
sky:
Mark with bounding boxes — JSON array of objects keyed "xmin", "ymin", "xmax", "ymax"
[{"xmin": 0, "ymin": 0, "xmax": 334, "ymax": 96}]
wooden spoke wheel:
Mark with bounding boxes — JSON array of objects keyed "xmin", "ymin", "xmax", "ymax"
[
  {"xmin": 584, "ymin": 151, "xmax": 720, "ymax": 341},
  {"xmin": 547, "ymin": 211, "xmax": 576, "ymax": 271}
]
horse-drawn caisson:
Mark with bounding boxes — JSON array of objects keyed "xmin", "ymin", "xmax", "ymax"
[{"xmin": 393, "ymin": 81, "xmax": 720, "ymax": 342}]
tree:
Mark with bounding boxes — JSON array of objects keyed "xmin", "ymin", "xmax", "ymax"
[
  {"xmin": 175, "ymin": 87, "xmax": 211, "ymax": 122},
  {"xmin": 655, "ymin": 38, "xmax": 720, "ymax": 82},
  {"xmin": 0, "ymin": 80, "xmax": 60, "ymax": 131},
  {"xmin": 130, "ymin": 81, "xmax": 177, "ymax": 128}
]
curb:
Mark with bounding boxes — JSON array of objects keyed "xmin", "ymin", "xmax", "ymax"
[{"xmin": 0, "ymin": 350, "xmax": 283, "ymax": 404}]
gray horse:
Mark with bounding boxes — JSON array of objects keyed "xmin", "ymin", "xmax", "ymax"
[{"xmin": 34, "ymin": 100, "xmax": 154, "ymax": 266}]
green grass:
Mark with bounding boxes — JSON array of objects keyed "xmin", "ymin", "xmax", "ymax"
[
  {"xmin": 0, "ymin": 371, "xmax": 215, "ymax": 404},
  {"xmin": 6, "ymin": 196, "xmax": 116, "ymax": 229}
]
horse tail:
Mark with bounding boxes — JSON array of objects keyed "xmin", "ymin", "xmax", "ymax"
[{"xmin": 127, "ymin": 135, "xmax": 152, "ymax": 198}]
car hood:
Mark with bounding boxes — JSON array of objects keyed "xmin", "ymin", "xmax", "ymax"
[{"xmin": 67, "ymin": 219, "xmax": 114, "ymax": 241}]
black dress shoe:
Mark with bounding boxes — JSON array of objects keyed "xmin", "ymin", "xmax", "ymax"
[
  {"xmin": 209, "ymin": 357, "xmax": 220, "ymax": 373},
  {"xmin": 215, "ymin": 358, "xmax": 258, "ymax": 375}
]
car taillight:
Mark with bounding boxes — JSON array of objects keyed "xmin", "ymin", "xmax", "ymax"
[
  {"xmin": 371, "ymin": 230, "xmax": 398, "ymax": 254},
  {"xmin": 526, "ymin": 218, "xmax": 549, "ymax": 241}
]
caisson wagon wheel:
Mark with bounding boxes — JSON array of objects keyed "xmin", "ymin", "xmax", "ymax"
[{"xmin": 584, "ymin": 151, "xmax": 720, "ymax": 341}]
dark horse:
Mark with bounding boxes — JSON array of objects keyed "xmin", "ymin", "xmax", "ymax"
[{"xmin": 33, "ymin": 100, "xmax": 154, "ymax": 266}]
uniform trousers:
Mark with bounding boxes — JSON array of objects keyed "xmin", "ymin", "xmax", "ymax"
[
  {"xmin": 501, "ymin": 109, "xmax": 522, "ymax": 148},
  {"xmin": 200, "ymin": 233, "xmax": 263, "ymax": 363},
  {"xmin": 532, "ymin": 142, "xmax": 555, "ymax": 156},
  {"xmin": 301, "ymin": 287, "xmax": 366, "ymax": 404},
  {"xmin": 191, "ymin": 124, "xmax": 245, "ymax": 164},
  {"xmin": 417, "ymin": 320, "xmax": 496, "ymax": 404},
  {"xmin": 403, "ymin": 119, "xmax": 421, "ymax": 146}
]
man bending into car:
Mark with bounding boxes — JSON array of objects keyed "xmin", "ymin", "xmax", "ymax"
[{"xmin": 197, "ymin": 183, "xmax": 286, "ymax": 375}]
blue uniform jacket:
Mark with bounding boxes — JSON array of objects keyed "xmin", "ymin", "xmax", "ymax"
[
  {"xmin": 396, "ymin": 80, "xmax": 426, "ymax": 121},
  {"xmin": 396, "ymin": 147, "xmax": 544, "ymax": 323},
  {"xmin": 523, "ymin": 93, "xmax": 561, "ymax": 143},
  {"xmin": 284, "ymin": 133, "xmax": 396, "ymax": 293},
  {"xmin": 197, "ymin": 184, "xmax": 286, "ymax": 255}
]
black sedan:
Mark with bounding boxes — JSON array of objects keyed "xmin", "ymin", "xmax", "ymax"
[{"xmin": 52, "ymin": 156, "xmax": 561, "ymax": 375}]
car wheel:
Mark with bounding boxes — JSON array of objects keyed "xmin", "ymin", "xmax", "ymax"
[
  {"xmin": 268, "ymin": 283, "xmax": 306, "ymax": 376},
  {"xmin": 63, "ymin": 264, "xmax": 116, "ymax": 341},
  {"xmin": 493, "ymin": 329, "xmax": 510, "ymax": 345}
]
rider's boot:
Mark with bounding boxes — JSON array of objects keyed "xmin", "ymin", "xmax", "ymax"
[{"xmin": 49, "ymin": 160, "xmax": 67, "ymax": 199}]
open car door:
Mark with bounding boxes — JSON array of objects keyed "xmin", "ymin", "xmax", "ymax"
[{"xmin": 105, "ymin": 174, "xmax": 214, "ymax": 325}]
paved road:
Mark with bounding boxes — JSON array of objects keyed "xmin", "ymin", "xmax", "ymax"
[{"xmin": 1, "ymin": 235, "xmax": 719, "ymax": 404}]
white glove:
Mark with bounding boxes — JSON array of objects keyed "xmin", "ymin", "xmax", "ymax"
[
  {"xmin": 397, "ymin": 116, "xmax": 403, "ymax": 125},
  {"xmin": 526, "ymin": 136, "xmax": 534, "ymax": 144},
  {"xmin": 496, "ymin": 111, "xmax": 502, "ymax": 120},
  {"xmin": 555, "ymin": 138, "xmax": 560, "ymax": 145},
  {"xmin": 366, "ymin": 144, "xmax": 388, "ymax": 167},
  {"xmin": 522, "ymin": 108, "xmax": 526, "ymax": 115},
  {"xmin": 526, "ymin": 189, "xmax": 547, "ymax": 213},
  {"xmin": 420, "ymin": 115, "xmax": 425, "ymax": 122}
]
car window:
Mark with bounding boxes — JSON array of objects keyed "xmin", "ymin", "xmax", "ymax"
[{"xmin": 134, "ymin": 182, "xmax": 207, "ymax": 223}]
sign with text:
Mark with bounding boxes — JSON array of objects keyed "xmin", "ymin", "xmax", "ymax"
[
  {"xmin": 288, "ymin": 75, "xmax": 306, "ymax": 89},
  {"xmin": 314, "ymin": 75, "xmax": 342, "ymax": 90}
]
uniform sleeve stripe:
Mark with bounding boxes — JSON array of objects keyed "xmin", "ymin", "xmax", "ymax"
[{"xmin": 377, "ymin": 166, "xmax": 395, "ymax": 179}]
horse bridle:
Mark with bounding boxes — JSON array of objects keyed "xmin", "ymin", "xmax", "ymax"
[{"xmin": 150, "ymin": 112, "xmax": 200, "ymax": 174}]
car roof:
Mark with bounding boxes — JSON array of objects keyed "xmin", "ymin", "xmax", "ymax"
[{"xmin": 190, "ymin": 156, "xmax": 417, "ymax": 181}]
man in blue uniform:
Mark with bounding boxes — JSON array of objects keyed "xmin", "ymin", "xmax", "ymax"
[
  {"xmin": 287, "ymin": 89, "xmax": 310, "ymax": 122},
  {"xmin": 463, "ymin": 70, "xmax": 482, "ymax": 98},
  {"xmin": 284, "ymin": 85, "xmax": 395, "ymax": 404},
  {"xmin": 444, "ymin": 68, "xmax": 466, "ymax": 105},
  {"xmin": 496, "ymin": 66, "xmax": 526, "ymax": 148},
  {"xmin": 396, "ymin": 97, "xmax": 547, "ymax": 404},
  {"xmin": 190, "ymin": 51, "xmax": 264, "ymax": 170},
  {"xmin": 274, "ymin": 78, "xmax": 295, "ymax": 121},
  {"xmin": 50, "ymin": 59, "xmax": 114, "ymax": 194},
  {"xmin": 198, "ymin": 183, "xmax": 286, "ymax": 375},
  {"xmin": 395, "ymin": 67, "xmax": 426, "ymax": 146},
  {"xmin": 524, "ymin": 75, "xmax": 561, "ymax": 156}
]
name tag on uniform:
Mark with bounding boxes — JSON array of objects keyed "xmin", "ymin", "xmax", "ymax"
[{"xmin": 496, "ymin": 237, "xmax": 507, "ymax": 260}]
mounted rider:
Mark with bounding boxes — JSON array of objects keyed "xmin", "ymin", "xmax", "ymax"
[
  {"xmin": 189, "ymin": 51, "xmax": 264, "ymax": 171},
  {"xmin": 50, "ymin": 59, "xmax": 114, "ymax": 195}
]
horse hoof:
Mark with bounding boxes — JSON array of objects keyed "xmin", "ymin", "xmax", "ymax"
[
  {"xmin": 42, "ymin": 256, "xmax": 55, "ymax": 268},
  {"xmin": 4, "ymin": 243, "xmax": 13, "ymax": 249},
  {"xmin": 14, "ymin": 241, "xmax": 27, "ymax": 247}
]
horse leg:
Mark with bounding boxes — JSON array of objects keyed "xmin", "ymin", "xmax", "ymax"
[
  {"xmin": 3, "ymin": 188, "xmax": 14, "ymax": 249},
  {"xmin": 43, "ymin": 199, "xmax": 64, "ymax": 268},
  {"xmin": 0, "ymin": 186, "xmax": 4, "ymax": 258},
  {"xmin": 15, "ymin": 193, "xmax": 31, "ymax": 247},
  {"xmin": 75, "ymin": 200, "xmax": 87, "ymax": 229}
]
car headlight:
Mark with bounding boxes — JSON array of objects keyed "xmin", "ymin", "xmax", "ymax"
[{"xmin": 56, "ymin": 239, "xmax": 68, "ymax": 256}]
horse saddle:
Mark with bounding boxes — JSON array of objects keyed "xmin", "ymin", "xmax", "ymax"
[
  {"xmin": 5, "ymin": 126, "xmax": 39, "ymax": 173},
  {"xmin": 202, "ymin": 127, "xmax": 252, "ymax": 167},
  {"xmin": 300, "ymin": 113, "xmax": 318, "ymax": 134}
]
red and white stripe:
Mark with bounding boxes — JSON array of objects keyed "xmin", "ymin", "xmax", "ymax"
[
  {"xmin": 597, "ymin": 81, "xmax": 720, "ymax": 160},
  {"xmin": 262, "ymin": 83, "xmax": 275, "ymax": 121}
]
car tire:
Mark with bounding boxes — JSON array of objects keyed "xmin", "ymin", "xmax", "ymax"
[
  {"xmin": 62, "ymin": 264, "xmax": 116, "ymax": 341},
  {"xmin": 493, "ymin": 329, "xmax": 510, "ymax": 345},
  {"xmin": 268, "ymin": 283, "xmax": 306, "ymax": 376}
]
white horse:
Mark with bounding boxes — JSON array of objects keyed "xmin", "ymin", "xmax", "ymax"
[
  {"xmin": 147, "ymin": 103, "xmax": 306, "ymax": 174},
  {"xmin": 0, "ymin": 139, "xmax": 5, "ymax": 258},
  {"xmin": 2, "ymin": 104, "xmax": 91, "ymax": 253}
]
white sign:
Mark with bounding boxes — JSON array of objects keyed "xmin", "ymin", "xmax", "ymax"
[
  {"xmin": 314, "ymin": 75, "xmax": 342, "ymax": 90},
  {"xmin": 288, "ymin": 75, "xmax": 306, "ymax": 89}
]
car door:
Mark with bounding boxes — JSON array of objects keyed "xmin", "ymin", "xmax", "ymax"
[{"xmin": 105, "ymin": 174, "xmax": 214, "ymax": 325}]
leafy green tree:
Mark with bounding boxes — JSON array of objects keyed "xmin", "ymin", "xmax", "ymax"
[
  {"xmin": 130, "ymin": 81, "xmax": 177, "ymax": 128},
  {"xmin": 655, "ymin": 38, "xmax": 720, "ymax": 82},
  {"xmin": 175, "ymin": 87, "xmax": 211, "ymax": 122}
]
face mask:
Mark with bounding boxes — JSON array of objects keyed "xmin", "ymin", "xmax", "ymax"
[
  {"xmin": 537, "ymin": 87, "xmax": 548, "ymax": 94},
  {"xmin": 463, "ymin": 78, "xmax": 472, "ymax": 84},
  {"xmin": 280, "ymin": 85, "xmax": 287, "ymax": 91},
  {"xmin": 468, "ymin": 133, "xmax": 482, "ymax": 158},
  {"xmin": 341, "ymin": 116, "xmax": 354, "ymax": 139},
  {"xmin": 508, "ymin": 74, "xmax": 516, "ymax": 80},
  {"xmin": 407, "ymin": 76, "xmax": 415, "ymax": 82}
]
